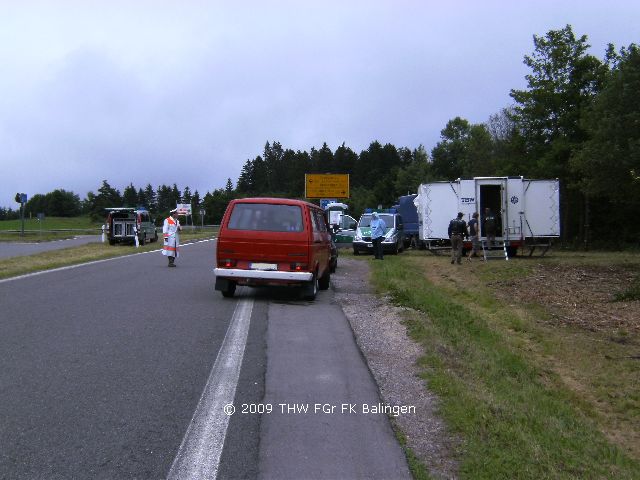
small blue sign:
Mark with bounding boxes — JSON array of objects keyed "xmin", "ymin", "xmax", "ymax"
[
  {"xmin": 20, "ymin": 193, "xmax": 28, "ymax": 203},
  {"xmin": 320, "ymin": 198, "xmax": 337, "ymax": 210}
]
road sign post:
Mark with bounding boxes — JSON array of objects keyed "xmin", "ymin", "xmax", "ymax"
[{"xmin": 15, "ymin": 192, "xmax": 27, "ymax": 237}]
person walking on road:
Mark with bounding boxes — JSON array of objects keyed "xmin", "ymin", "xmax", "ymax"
[
  {"xmin": 162, "ymin": 208, "xmax": 182, "ymax": 267},
  {"xmin": 448, "ymin": 212, "xmax": 468, "ymax": 265},
  {"xmin": 467, "ymin": 211, "xmax": 480, "ymax": 261},
  {"xmin": 370, "ymin": 212, "xmax": 387, "ymax": 260}
]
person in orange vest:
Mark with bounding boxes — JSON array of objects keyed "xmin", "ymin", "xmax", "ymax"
[{"xmin": 162, "ymin": 208, "xmax": 182, "ymax": 267}]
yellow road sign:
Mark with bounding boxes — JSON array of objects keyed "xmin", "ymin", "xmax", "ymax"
[{"xmin": 305, "ymin": 174, "xmax": 350, "ymax": 199}]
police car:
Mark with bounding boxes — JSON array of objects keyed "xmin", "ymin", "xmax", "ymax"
[{"xmin": 352, "ymin": 209, "xmax": 405, "ymax": 255}]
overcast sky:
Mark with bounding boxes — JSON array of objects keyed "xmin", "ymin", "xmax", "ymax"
[{"xmin": 1, "ymin": 1, "xmax": 638, "ymax": 209}]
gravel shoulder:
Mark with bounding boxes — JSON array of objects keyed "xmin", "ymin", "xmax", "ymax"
[{"xmin": 332, "ymin": 256, "xmax": 458, "ymax": 480}]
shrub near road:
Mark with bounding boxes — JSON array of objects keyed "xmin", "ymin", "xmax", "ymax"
[{"xmin": 369, "ymin": 250, "xmax": 640, "ymax": 479}]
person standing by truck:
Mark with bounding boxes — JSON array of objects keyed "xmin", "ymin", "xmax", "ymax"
[
  {"xmin": 467, "ymin": 212, "xmax": 480, "ymax": 261},
  {"xmin": 370, "ymin": 212, "xmax": 387, "ymax": 260},
  {"xmin": 162, "ymin": 208, "xmax": 182, "ymax": 267},
  {"xmin": 448, "ymin": 212, "xmax": 468, "ymax": 265}
]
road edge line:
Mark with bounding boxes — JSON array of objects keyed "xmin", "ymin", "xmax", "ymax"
[{"xmin": 167, "ymin": 295, "xmax": 254, "ymax": 480}]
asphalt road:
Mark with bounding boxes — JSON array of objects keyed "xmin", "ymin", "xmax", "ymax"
[
  {"xmin": 0, "ymin": 235, "xmax": 103, "ymax": 259},
  {"xmin": 0, "ymin": 240, "xmax": 410, "ymax": 479}
]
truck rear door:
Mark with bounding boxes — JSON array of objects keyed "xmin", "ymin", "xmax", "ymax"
[{"xmin": 523, "ymin": 180, "xmax": 560, "ymax": 237}]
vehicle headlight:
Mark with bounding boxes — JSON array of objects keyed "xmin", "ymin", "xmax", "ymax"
[
  {"xmin": 355, "ymin": 230, "xmax": 363, "ymax": 241},
  {"xmin": 383, "ymin": 230, "xmax": 397, "ymax": 242}
]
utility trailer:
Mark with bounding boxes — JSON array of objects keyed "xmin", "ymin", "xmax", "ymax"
[{"xmin": 413, "ymin": 177, "xmax": 560, "ymax": 257}]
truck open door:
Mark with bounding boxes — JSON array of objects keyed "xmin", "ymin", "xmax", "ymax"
[
  {"xmin": 523, "ymin": 180, "xmax": 560, "ymax": 237},
  {"xmin": 414, "ymin": 182, "xmax": 460, "ymax": 240}
]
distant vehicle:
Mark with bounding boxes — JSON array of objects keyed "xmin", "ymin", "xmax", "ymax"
[
  {"xmin": 105, "ymin": 208, "xmax": 158, "ymax": 246},
  {"xmin": 414, "ymin": 176, "xmax": 560, "ymax": 257},
  {"xmin": 393, "ymin": 194, "xmax": 420, "ymax": 249},
  {"xmin": 352, "ymin": 209, "xmax": 405, "ymax": 255},
  {"xmin": 324, "ymin": 202, "xmax": 357, "ymax": 244},
  {"xmin": 332, "ymin": 214, "xmax": 358, "ymax": 244},
  {"xmin": 214, "ymin": 197, "xmax": 333, "ymax": 300}
]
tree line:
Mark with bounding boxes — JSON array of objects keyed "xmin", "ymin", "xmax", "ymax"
[
  {"xmin": 3, "ymin": 25, "xmax": 638, "ymax": 247},
  {"xmin": 235, "ymin": 25, "xmax": 640, "ymax": 248}
]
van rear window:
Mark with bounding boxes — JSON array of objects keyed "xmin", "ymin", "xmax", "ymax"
[{"xmin": 228, "ymin": 204, "xmax": 303, "ymax": 232}]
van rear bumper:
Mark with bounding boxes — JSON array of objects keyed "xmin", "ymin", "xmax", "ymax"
[{"xmin": 213, "ymin": 268, "xmax": 313, "ymax": 282}]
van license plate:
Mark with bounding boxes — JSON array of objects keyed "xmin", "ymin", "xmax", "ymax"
[{"xmin": 250, "ymin": 263, "xmax": 277, "ymax": 271}]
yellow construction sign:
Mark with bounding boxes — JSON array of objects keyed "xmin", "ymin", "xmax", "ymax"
[{"xmin": 305, "ymin": 174, "xmax": 350, "ymax": 199}]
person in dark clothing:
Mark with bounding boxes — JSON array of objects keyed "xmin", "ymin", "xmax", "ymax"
[
  {"xmin": 484, "ymin": 207, "xmax": 497, "ymax": 247},
  {"xmin": 467, "ymin": 211, "xmax": 480, "ymax": 261},
  {"xmin": 448, "ymin": 212, "xmax": 468, "ymax": 265}
]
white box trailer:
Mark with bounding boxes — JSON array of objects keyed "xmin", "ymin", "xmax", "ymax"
[{"xmin": 414, "ymin": 177, "xmax": 560, "ymax": 255}]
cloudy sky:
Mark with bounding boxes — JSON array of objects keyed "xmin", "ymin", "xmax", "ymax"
[{"xmin": 1, "ymin": 0, "xmax": 638, "ymax": 208}]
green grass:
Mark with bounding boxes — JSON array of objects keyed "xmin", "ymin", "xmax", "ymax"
[
  {"xmin": 367, "ymin": 251, "xmax": 640, "ymax": 479},
  {"xmin": 0, "ymin": 216, "xmax": 102, "ymax": 241},
  {"xmin": 0, "ymin": 215, "xmax": 102, "ymax": 231}
]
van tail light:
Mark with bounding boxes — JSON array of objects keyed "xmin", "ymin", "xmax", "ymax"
[
  {"xmin": 290, "ymin": 263, "xmax": 308, "ymax": 271},
  {"xmin": 219, "ymin": 259, "xmax": 237, "ymax": 268}
]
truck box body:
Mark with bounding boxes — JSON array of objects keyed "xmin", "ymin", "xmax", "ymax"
[{"xmin": 414, "ymin": 177, "xmax": 560, "ymax": 249}]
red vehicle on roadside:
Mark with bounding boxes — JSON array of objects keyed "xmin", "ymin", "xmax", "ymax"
[{"xmin": 214, "ymin": 198, "xmax": 333, "ymax": 300}]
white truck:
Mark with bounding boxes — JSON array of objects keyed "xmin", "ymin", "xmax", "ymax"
[{"xmin": 413, "ymin": 176, "xmax": 560, "ymax": 257}]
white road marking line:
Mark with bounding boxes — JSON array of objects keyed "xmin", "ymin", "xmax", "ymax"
[
  {"xmin": 0, "ymin": 238, "xmax": 216, "ymax": 284},
  {"xmin": 167, "ymin": 295, "xmax": 254, "ymax": 480}
]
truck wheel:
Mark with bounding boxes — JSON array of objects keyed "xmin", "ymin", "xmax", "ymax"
[
  {"xmin": 318, "ymin": 268, "xmax": 330, "ymax": 290},
  {"xmin": 506, "ymin": 246, "xmax": 518, "ymax": 258},
  {"xmin": 302, "ymin": 273, "xmax": 318, "ymax": 300},
  {"xmin": 330, "ymin": 258, "xmax": 337, "ymax": 273},
  {"xmin": 221, "ymin": 281, "xmax": 236, "ymax": 298}
]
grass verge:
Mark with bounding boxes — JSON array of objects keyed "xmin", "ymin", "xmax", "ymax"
[{"xmin": 368, "ymin": 251, "xmax": 640, "ymax": 479}]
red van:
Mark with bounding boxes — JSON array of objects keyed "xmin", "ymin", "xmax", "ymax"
[{"xmin": 214, "ymin": 198, "xmax": 333, "ymax": 299}]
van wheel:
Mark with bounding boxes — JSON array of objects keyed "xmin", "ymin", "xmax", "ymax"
[
  {"xmin": 302, "ymin": 273, "xmax": 318, "ymax": 300},
  {"xmin": 109, "ymin": 239, "xmax": 116, "ymax": 246},
  {"xmin": 153, "ymin": 231, "xmax": 158, "ymax": 242},
  {"xmin": 140, "ymin": 233, "xmax": 146, "ymax": 246},
  {"xmin": 318, "ymin": 268, "xmax": 330, "ymax": 290},
  {"xmin": 221, "ymin": 282, "xmax": 236, "ymax": 298},
  {"xmin": 353, "ymin": 249, "xmax": 359, "ymax": 256}
]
